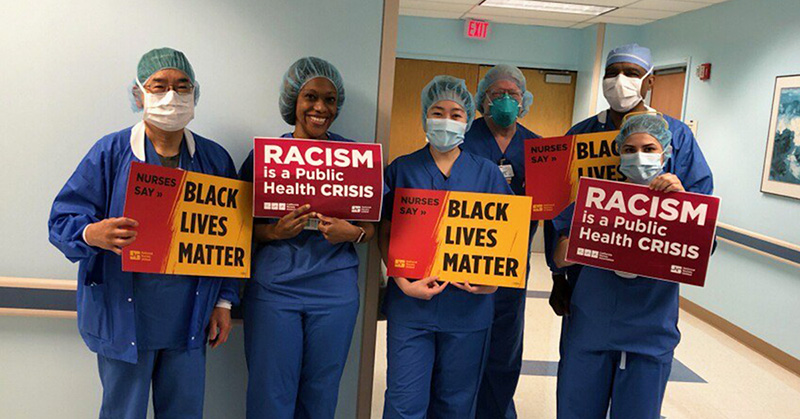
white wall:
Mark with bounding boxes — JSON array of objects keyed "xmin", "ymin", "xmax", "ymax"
[{"xmin": 0, "ymin": 0, "xmax": 384, "ymax": 417}]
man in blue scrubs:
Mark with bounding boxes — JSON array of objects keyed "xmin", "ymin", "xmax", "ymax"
[
  {"xmin": 48, "ymin": 48, "xmax": 239, "ymax": 419},
  {"xmin": 463, "ymin": 64, "xmax": 541, "ymax": 419},
  {"xmin": 547, "ymin": 43, "xmax": 713, "ymax": 322}
]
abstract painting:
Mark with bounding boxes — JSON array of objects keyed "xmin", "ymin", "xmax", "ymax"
[{"xmin": 762, "ymin": 75, "xmax": 800, "ymax": 199}]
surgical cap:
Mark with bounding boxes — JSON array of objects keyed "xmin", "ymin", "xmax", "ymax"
[
  {"xmin": 279, "ymin": 57, "xmax": 346, "ymax": 125},
  {"xmin": 475, "ymin": 64, "xmax": 534, "ymax": 117},
  {"xmin": 606, "ymin": 43, "xmax": 653, "ymax": 73},
  {"xmin": 131, "ymin": 47, "xmax": 199, "ymax": 110},
  {"xmin": 615, "ymin": 113, "xmax": 672, "ymax": 151},
  {"xmin": 420, "ymin": 75, "xmax": 476, "ymax": 131}
]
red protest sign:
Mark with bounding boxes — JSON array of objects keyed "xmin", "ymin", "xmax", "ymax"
[
  {"xmin": 386, "ymin": 188, "xmax": 531, "ymax": 289},
  {"xmin": 122, "ymin": 162, "xmax": 253, "ymax": 278},
  {"xmin": 525, "ymin": 131, "xmax": 625, "ymax": 220},
  {"xmin": 253, "ymin": 137, "xmax": 383, "ymax": 221},
  {"xmin": 565, "ymin": 178, "xmax": 720, "ymax": 286}
]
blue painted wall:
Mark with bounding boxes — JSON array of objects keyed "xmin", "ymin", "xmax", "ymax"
[
  {"xmin": 397, "ymin": 15, "xmax": 582, "ymax": 70},
  {"xmin": 636, "ymin": 0, "xmax": 800, "ymax": 359}
]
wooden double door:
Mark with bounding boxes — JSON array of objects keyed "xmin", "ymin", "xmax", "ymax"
[{"xmin": 388, "ymin": 58, "xmax": 578, "ymax": 162}]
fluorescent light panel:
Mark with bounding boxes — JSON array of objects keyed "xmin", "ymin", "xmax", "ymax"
[{"xmin": 480, "ymin": 0, "xmax": 615, "ymax": 15}]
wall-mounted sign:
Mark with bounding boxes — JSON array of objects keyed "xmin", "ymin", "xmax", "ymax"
[{"xmin": 464, "ymin": 19, "xmax": 490, "ymax": 40}]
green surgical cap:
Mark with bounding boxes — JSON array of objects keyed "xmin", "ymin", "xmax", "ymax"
[{"xmin": 136, "ymin": 47, "xmax": 196, "ymax": 85}]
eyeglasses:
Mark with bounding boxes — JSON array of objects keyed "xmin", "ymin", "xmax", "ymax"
[
  {"xmin": 143, "ymin": 82, "xmax": 194, "ymax": 95},
  {"xmin": 487, "ymin": 89, "xmax": 523, "ymax": 101}
]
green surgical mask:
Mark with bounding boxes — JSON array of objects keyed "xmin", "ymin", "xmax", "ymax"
[{"xmin": 489, "ymin": 93, "xmax": 520, "ymax": 128}]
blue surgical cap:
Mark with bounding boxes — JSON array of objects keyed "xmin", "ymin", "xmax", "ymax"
[
  {"xmin": 475, "ymin": 64, "xmax": 534, "ymax": 117},
  {"xmin": 130, "ymin": 47, "xmax": 200, "ymax": 111},
  {"xmin": 615, "ymin": 113, "xmax": 672, "ymax": 152},
  {"xmin": 606, "ymin": 43, "xmax": 653, "ymax": 73},
  {"xmin": 279, "ymin": 57, "xmax": 345, "ymax": 125},
  {"xmin": 421, "ymin": 75, "xmax": 476, "ymax": 131}
]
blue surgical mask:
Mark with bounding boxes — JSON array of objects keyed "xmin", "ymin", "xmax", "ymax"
[
  {"xmin": 489, "ymin": 93, "xmax": 520, "ymax": 128},
  {"xmin": 426, "ymin": 118, "xmax": 467, "ymax": 152},
  {"xmin": 619, "ymin": 151, "xmax": 664, "ymax": 184}
]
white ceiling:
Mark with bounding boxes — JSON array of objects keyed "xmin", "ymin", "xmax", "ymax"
[{"xmin": 400, "ymin": 0, "xmax": 732, "ymax": 28}]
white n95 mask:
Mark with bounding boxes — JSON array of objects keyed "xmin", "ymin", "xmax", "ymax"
[
  {"xmin": 602, "ymin": 71, "xmax": 650, "ymax": 113},
  {"xmin": 137, "ymin": 79, "xmax": 195, "ymax": 132}
]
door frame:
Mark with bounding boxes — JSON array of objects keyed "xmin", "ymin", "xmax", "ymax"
[{"xmin": 648, "ymin": 56, "xmax": 692, "ymax": 121}]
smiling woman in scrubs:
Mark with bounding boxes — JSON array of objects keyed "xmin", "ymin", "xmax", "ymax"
[
  {"xmin": 379, "ymin": 75, "xmax": 513, "ymax": 419},
  {"xmin": 552, "ymin": 113, "xmax": 709, "ymax": 419},
  {"xmin": 238, "ymin": 56, "xmax": 375, "ymax": 419},
  {"xmin": 48, "ymin": 48, "xmax": 239, "ymax": 419}
]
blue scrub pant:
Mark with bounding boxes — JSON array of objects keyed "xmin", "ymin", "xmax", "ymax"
[
  {"xmin": 243, "ymin": 297, "xmax": 359, "ymax": 419},
  {"xmin": 383, "ymin": 321, "xmax": 491, "ymax": 419},
  {"xmin": 476, "ymin": 286, "xmax": 527, "ymax": 419},
  {"xmin": 97, "ymin": 348, "xmax": 206, "ymax": 419},
  {"xmin": 556, "ymin": 348, "xmax": 672, "ymax": 419}
]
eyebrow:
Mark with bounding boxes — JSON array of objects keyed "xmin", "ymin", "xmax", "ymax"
[
  {"xmin": 303, "ymin": 88, "xmax": 337, "ymax": 95},
  {"xmin": 149, "ymin": 77, "xmax": 191, "ymax": 83}
]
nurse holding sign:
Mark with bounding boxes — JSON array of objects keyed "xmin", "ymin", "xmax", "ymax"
[
  {"xmin": 379, "ymin": 76, "xmax": 516, "ymax": 418},
  {"xmin": 238, "ymin": 57, "xmax": 375, "ymax": 419},
  {"xmin": 552, "ymin": 113, "xmax": 715, "ymax": 419}
]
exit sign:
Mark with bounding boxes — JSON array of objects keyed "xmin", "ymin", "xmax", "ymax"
[{"xmin": 464, "ymin": 19, "xmax": 490, "ymax": 40}]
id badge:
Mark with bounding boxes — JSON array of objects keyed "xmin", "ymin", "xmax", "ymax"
[
  {"xmin": 499, "ymin": 164, "xmax": 514, "ymax": 184},
  {"xmin": 304, "ymin": 218, "xmax": 320, "ymax": 230}
]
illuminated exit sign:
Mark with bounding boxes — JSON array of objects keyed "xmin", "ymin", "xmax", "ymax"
[{"xmin": 464, "ymin": 19, "xmax": 490, "ymax": 40}]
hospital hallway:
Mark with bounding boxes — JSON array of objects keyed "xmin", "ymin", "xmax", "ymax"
[{"xmin": 371, "ymin": 252, "xmax": 800, "ymax": 419}]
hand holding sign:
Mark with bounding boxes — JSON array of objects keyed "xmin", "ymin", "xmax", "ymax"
[
  {"xmin": 85, "ymin": 217, "xmax": 139, "ymax": 255},
  {"xmin": 395, "ymin": 276, "xmax": 449, "ymax": 301},
  {"xmin": 267, "ymin": 204, "xmax": 314, "ymax": 241},
  {"xmin": 450, "ymin": 281, "xmax": 498, "ymax": 295},
  {"xmin": 649, "ymin": 173, "xmax": 685, "ymax": 193},
  {"xmin": 317, "ymin": 213, "xmax": 361, "ymax": 244}
]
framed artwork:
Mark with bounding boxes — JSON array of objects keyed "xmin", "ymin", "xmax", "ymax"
[{"xmin": 762, "ymin": 74, "xmax": 800, "ymax": 200}]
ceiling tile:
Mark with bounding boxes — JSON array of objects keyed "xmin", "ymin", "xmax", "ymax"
[
  {"xmin": 400, "ymin": 0, "xmax": 477, "ymax": 5},
  {"xmin": 401, "ymin": 0, "xmax": 473, "ymax": 13},
  {"xmin": 555, "ymin": 0, "xmax": 639, "ymax": 6},
  {"xmin": 399, "ymin": 7, "xmax": 466, "ymax": 19},
  {"xmin": 630, "ymin": 0, "xmax": 710, "ymax": 12},
  {"xmin": 604, "ymin": 7, "xmax": 679, "ymax": 19},
  {"xmin": 472, "ymin": 5, "xmax": 592, "ymax": 22},
  {"xmin": 570, "ymin": 21, "xmax": 596, "ymax": 29},
  {"xmin": 465, "ymin": 12, "xmax": 578, "ymax": 27},
  {"xmin": 585, "ymin": 15, "xmax": 654, "ymax": 25}
]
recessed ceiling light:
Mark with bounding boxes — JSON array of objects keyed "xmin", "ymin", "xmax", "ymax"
[{"xmin": 481, "ymin": 0, "xmax": 616, "ymax": 15}]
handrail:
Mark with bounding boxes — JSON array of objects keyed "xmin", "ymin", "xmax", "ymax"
[{"xmin": 715, "ymin": 222, "xmax": 800, "ymax": 269}]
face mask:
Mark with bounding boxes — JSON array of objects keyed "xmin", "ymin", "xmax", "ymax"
[
  {"xmin": 426, "ymin": 118, "xmax": 466, "ymax": 152},
  {"xmin": 137, "ymin": 79, "xmax": 195, "ymax": 132},
  {"xmin": 488, "ymin": 93, "xmax": 520, "ymax": 128},
  {"xmin": 619, "ymin": 151, "xmax": 664, "ymax": 184},
  {"xmin": 602, "ymin": 71, "xmax": 650, "ymax": 113}
]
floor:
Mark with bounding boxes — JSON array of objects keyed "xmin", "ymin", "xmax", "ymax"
[{"xmin": 371, "ymin": 253, "xmax": 800, "ymax": 418}]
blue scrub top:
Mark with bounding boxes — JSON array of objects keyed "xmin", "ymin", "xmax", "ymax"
[
  {"xmin": 48, "ymin": 123, "xmax": 241, "ymax": 363},
  {"xmin": 552, "ymin": 202, "xmax": 681, "ymax": 360},
  {"xmin": 463, "ymin": 117, "xmax": 541, "ymax": 196},
  {"xmin": 133, "ymin": 137, "xmax": 198, "ymax": 350},
  {"xmin": 382, "ymin": 145, "xmax": 513, "ymax": 332},
  {"xmin": 239, "ymin": 132, "xmax": 360, "ymax": 305}
]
